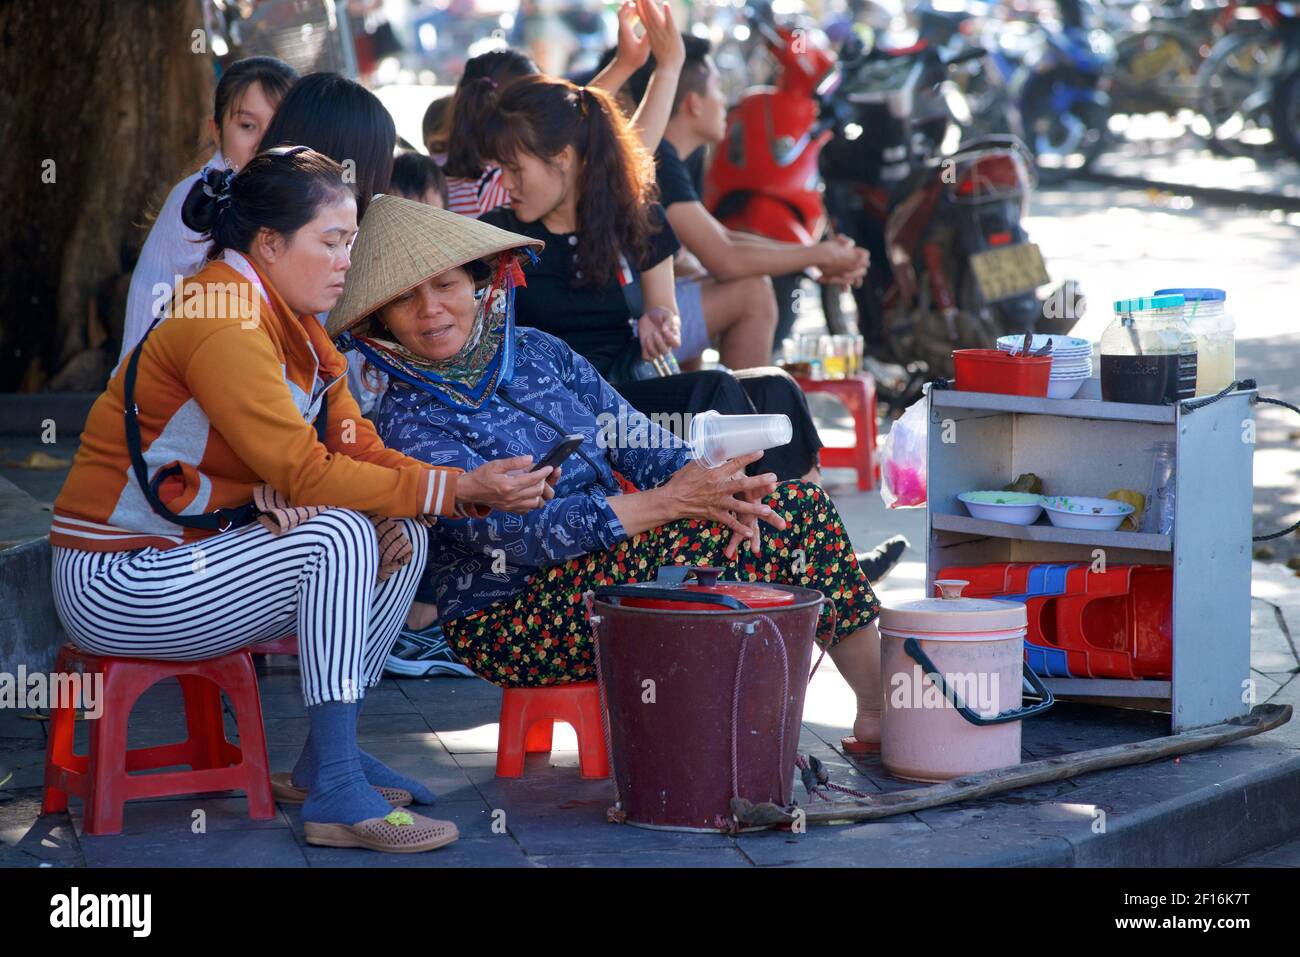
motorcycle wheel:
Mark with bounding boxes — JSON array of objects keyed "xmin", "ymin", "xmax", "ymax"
[
  {"xmin": 1273, "ymin": 67, "xmax": 1300, "ymax": 163},
  {"xmin": 1114, "ymin": 26, "xmax": 1202, "ymax": 116},
  {"xmin": 1019, "ymin": 70, "xmax": 1111, "ymax": 184},
  {"xmin": 1197, "ymin": 28, "xmax": 1285, "ymax": 158}
]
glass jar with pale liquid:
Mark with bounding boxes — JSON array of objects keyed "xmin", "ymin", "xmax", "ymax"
[{"xmin": 1154, "ymin": 288, "xmax": 1236, "ymax": 395}]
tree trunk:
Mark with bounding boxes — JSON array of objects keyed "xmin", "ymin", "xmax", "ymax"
[{"xmin": 0, "ymin": 0, "xmax": 212, "ymax": 392}]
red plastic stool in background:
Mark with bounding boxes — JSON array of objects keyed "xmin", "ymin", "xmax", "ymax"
[
  {"xmin": 41, "ymin": 644, "xmax": 275, "ymax": 835},
  {"xmin": 794, "ymin": 374, "xmax": 879, "ymax": 491},
  {"xmin": 495, "ymin": 682, "xmax": 610, "ymax": 779}
]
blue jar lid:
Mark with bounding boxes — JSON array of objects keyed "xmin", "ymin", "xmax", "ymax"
[
  {"xmin": 1154, "ymin": 287, "xmax": 1226, "ymax": 302},
  {"xmin": 1114, "ymin": 294, "xmax": 1185, "ymax": 313}
]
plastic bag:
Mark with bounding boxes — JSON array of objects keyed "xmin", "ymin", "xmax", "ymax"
[{"xmin": 880, "ymin": 393, "xmax": 928, "ymax": 508}]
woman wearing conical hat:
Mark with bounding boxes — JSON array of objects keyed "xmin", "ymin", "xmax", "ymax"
[{"xmin": 329, "ymin": 195, "xmax": 887, "ymax": 750}]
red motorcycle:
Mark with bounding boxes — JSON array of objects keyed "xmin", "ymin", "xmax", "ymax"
[
  {"xmin": 702, "ymin": 11, "xmax": 841, "ymax": 344},
  {"xmin": 704, "ymin": 4, "xmax": 1080, "ymax": 384},
  {"xmin": 702, "ymin": 15, "xmax": 836, "ymax": 246}
]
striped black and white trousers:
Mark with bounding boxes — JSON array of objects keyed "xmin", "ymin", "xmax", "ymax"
[{"xmin": 51, "ymin": 510, "xmax": 427, "ymax": 706}]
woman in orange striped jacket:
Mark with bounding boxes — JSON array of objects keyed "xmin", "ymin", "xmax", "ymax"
[{"xmin": 49, "ymin": 147, "xmax": 551, "ymax": 854}]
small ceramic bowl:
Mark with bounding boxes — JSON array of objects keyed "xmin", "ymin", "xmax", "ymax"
[
  {"xmin": 1041, "ymin": 495, "xmax": 1135, "ymax": 531},
  {"xmin": 1046, "ymin": 377, "xmax": 1087, "ymax": 399},
  {"xmin": 958, "ymin": 491, "xmax": 1046, "ymax": 525}
]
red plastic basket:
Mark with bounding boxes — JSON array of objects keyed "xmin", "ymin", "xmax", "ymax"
[{"xmin": 953, "ymin": 349, "xmax": 1052, "ymax": 396}]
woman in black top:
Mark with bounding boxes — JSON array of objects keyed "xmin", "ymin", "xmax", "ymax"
[{"xmin": 477, "ymin": 75, "xmax": 823, "ymax": 481}]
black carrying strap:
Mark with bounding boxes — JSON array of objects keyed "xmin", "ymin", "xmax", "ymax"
[{"xmin": 122, "ymin": 321, "xmax": 329, "ymax": 533}]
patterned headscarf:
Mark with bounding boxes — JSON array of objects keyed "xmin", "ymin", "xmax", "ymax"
[{"xmin": 337, "ymin": 253, "xmax": 528, "ymax": 413}]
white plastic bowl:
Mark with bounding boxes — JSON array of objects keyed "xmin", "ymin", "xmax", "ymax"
[
  {"xmin": 1041, "ymin": 496, "xmax": 1134, "ymax": 531},
  {"xmin": 997, "ymin": 334, "xmax": 1092, "ymax": 356},
  {"xmin": 1046, "ymin": 377, "xmax": 1086, "ymax": 399},
  {"xmin": 958, "ymin": 491, "xmax": 1045, "ymax": 525}
]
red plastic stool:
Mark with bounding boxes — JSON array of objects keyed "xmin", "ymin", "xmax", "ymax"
[
  {"xmin": 247, "ymin": 633, "xmax": 299, "ymax": 656},
  {"xmin": 495, "ymin": 682, "xmax": 610, "ymax": 779},
  {"xmin": 41, "ymin": 644, "xmax": 275, "ymax": 835},
  {"xmin": 794, "ymin": 373, "xmax": 879, "ymax": 491}
]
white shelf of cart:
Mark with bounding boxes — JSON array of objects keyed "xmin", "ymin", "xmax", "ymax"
[{"xmin": 926, "ymin": 386, "xmax": 1256, "ymax": 732}]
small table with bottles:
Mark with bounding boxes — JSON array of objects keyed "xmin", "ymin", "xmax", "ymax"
[{"xmin": 780, "ymin": 333, "xmax": 879, "ymax": 491}]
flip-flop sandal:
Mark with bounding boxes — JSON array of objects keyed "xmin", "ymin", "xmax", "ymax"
[
  {"xmin": 270, "ymin": 771, "xmax": 413, "ymax": 808},
  {"xmin": 840, "ymin": 736, "xmax": 881, "ymax": 755},
  {"xmin": 304, "ymin": 809, "xmax": 459, "ymax": 853}
]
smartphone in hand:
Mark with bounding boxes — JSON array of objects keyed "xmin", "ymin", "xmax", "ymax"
[{"xmin": 531, "ymin": 434, "xmax": 585, "ymax": 472}]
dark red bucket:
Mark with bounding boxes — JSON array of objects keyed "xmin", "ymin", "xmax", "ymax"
[{"xmin": 589, "ymin": 567, "xmax": 826, "ymax": 831}]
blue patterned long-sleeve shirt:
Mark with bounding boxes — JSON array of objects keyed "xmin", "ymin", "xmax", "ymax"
[{"xmin": 375, "ymin": 328, "xmax": 691, "ymax": 621}]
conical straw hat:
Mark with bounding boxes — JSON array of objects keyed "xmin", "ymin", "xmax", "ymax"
[{"xmin": 326, "ymin": 194, "xmax": 543, "ymax": 338}]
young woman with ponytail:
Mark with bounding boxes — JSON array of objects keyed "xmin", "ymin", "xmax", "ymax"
[
  {"xmin": 442, "ymin": 0, "xmax": 685, "ymax": 220},
  {"xmin": 477, "ymin": 76, "xmax": 828, "ymax": 483},
  {"xmin": 49, "ymin": 147, "xmax": 554, "ymax": 854}
]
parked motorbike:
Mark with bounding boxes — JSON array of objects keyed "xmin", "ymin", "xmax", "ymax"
[
  {"xmin": 702, "ymin": 5, "xmax": 1080, "ymax": 399},
  {"xmin": 1197, "ymin": 1, "xmax": 1300, "ymax": 158},
  {"xmin": 1006, "ymin": 0, "xmax": 1117, "ymax": 182},
  {"xmin": 821, "ymin": 45, "xmax": 1079, "ymax": 379}
]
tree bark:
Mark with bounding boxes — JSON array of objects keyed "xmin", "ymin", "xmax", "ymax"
[{"xmin": 0, "ymin": 0, "xmax": 212, "ymax": 391}]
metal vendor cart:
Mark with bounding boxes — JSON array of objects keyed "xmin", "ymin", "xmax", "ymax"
[{"xmin": 925, "ymin": 384, "xmax": 1257, "ymax": 732}]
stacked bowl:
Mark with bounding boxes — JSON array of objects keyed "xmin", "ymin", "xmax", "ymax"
[{"xmin": 996, "ymin": 334, "xmax": 1093, "ymax": 399}]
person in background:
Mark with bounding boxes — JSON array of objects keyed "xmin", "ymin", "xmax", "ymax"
[
  {"xmin": 441, "ymin": 50, "xmax": 534, "ymax": 218},
  {"xmin": 257, "ymin": 72, "xmax": 396, "ymax": 221},
  {"xmin": 119, "ymin": 56, "xmax": 299, "ymax": 362},
  {"xmin": 422, "ymin": 94, "xmax": 453, "ymax": 165},
  {"xmin": 257, "ymin": 71, "xmax": 398, "ymax": 414},
  {"xmin": 442, "ymin": 0, "xmax": 683, "ymax": 220},
  {"xmin": 624, "ymin": 37, "xmax": 870, "ymax": 366},
  {"xmin": 391, "ymin": 151, "xmax": 449, "ymax": 208},
  {"xmin": 52, "ymin": 148, "xmax": 555, "ymax": 854}
]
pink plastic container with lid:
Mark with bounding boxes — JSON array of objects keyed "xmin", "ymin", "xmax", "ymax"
[{"xmin": 880, "ymin": 580, "xmax": 1055, "ymax": 782}]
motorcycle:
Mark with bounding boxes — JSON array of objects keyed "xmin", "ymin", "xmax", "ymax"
[
  {"xmin": 702, "ymin": 5, "xmax": 1080, "ymax": 401},
  {"xmin": 701, "ymin": 8, "xmax": 840, "ymax": 345},
  {"xmin": 820, "ymin": 44, "xmax": 1079, "ymax": 380},
  {"xmin": 1197, "ymin": 1, "xmax": 1300, "ymax": 158},
  {"xmin": 1005, "ymin": 0, "xmax": 1117, "ymax": 182}
]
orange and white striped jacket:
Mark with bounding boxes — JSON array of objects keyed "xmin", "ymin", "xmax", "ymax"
[{"xmin": 52, "ymin": 253, "xmax": 474, "ymax": 553}]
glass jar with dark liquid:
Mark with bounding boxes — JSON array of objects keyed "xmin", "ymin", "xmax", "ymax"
[{"xmin": 1100, "ymin": 294, "xmax": 1199, "ymax": 405}]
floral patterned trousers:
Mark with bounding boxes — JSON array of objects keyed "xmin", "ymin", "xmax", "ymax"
[{"xmin": 440, "ymin": 481, "xmax": 881, "ymax": 687}]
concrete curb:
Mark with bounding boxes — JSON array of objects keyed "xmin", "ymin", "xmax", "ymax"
[
  {"xmin": 0, "ymin": 536, "xmax": 63, "ymax": 676},
  {"xmin": 1077, "ymin": 170, "xmax": 1300, "ymax": 213},
  {"xmin": 0, "ymin": 392, "xmax": 97, "ymax": 437}
]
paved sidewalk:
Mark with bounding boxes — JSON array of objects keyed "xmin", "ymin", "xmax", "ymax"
[{"xmin": 3, "ymin": 471, "xmax": 1298, "ymax": 868}]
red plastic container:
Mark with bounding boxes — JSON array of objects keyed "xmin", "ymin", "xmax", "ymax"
[
  {"xmin": 936, "ymin": 562, "xmax": 1173, "ymax": 679},
  {"xmin": 953, "ymin": 349, "xmax": 1052, "ymax": 396}
]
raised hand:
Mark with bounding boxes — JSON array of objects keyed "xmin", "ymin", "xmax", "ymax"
[
  {"xmin": 613, "ymin": 0, "xmax": 651, "ymax": 72},
  {"xmin": 639, "ymin": 0, "xmax": 685, "ymax": 72}
]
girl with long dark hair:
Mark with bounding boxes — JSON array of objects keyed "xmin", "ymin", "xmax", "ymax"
[
  {"xmin": 257, "ymin": 72, "xmax": 397, "ymax": 220},
  {"xmin": 442, "ymin": 0, "xmax": 685, "ymax": 219},
  {"xmin": 477, "ymin": 76, "xmax": 826, "ymax": 482}
]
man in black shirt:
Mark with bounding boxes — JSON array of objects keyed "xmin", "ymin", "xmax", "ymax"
[{"xmin": 628, "ymin": 36, "xmax": 870, "ymax": 368}]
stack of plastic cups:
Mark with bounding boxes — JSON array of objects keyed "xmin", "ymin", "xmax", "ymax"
[{"xmin": 688, "ymin": 411, "xmax": 793, "ymax": 469}]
